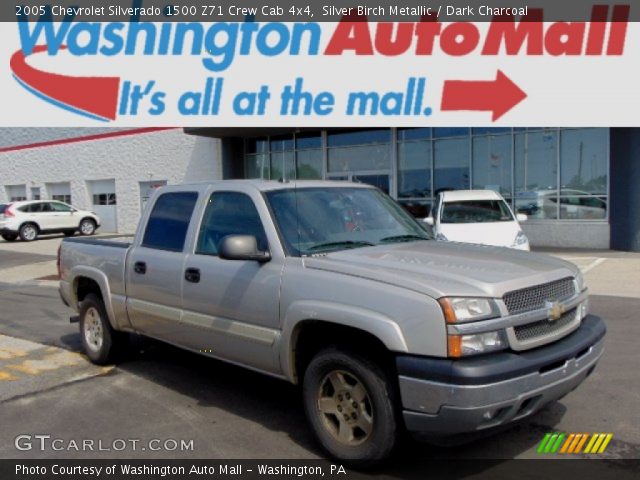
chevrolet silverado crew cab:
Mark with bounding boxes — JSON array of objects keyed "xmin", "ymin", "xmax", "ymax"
[{"xmin": 59, "ymin": 180, "xmax": 605, "ymax": 464}]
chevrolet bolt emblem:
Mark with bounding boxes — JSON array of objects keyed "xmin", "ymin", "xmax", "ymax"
[{"xmin": 546, "ymin": 301, "xmax": 565, "ymax": 321}]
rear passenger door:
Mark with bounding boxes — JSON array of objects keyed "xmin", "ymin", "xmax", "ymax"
[
  {"xmin": 125, "ymin": 191, "xmax": 199, "ymax": 340},
  {"xmin": 180, "ymin": 190, "xmax": 282, "ymax": 373}
]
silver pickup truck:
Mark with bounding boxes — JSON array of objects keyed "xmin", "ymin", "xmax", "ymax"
[{"xmin": 59, "ymin": 180, "xmax": 605, "ymax": 463}]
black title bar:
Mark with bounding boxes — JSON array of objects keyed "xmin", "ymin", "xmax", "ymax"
[{"xmin": 3, "ymin": 1, "xmax": 639, "ymax": 22}]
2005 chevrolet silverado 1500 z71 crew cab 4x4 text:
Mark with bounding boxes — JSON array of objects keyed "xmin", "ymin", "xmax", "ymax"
[{"xmin": 58, "ymin": 180, "xmax": 605, "ymax": 464}]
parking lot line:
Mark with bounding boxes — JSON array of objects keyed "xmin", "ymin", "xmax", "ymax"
[{"xmin": 0, "ymin": 334, "xmax": 113, "ymax": 402}]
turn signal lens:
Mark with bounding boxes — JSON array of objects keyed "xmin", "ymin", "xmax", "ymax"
[
  {"xmin": 448, "ymin": 336, "xmax": 463, "ymax": 357},
  {"xmin": 448, "ymin": 331, "xmax": 507, "ymax": 357}
]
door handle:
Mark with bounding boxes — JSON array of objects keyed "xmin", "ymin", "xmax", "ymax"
[
  {"xmin": 185, "ymin": 267, "xmax": 200, "ymax": 283},
  {"xmin": 134, "ymin": 261, "xmax": 146, "ymax": 274}
]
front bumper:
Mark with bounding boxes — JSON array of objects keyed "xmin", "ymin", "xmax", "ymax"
[{"xmin": 398, "ymin": 314, "xmax": 605, "ymax": 435}]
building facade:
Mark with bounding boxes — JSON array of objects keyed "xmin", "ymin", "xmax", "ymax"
[
  {"xmin": 0, "ymin": 128, "xmax": 220, "ymax": 233},
  {"xmin": 1, "ymin": 127, "xmax": 639, "ymax": 251}
]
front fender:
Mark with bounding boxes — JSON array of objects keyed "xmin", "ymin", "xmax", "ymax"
[{"xmin": 279, "ymin": 300, "xmax": 409, "ymax": 383}]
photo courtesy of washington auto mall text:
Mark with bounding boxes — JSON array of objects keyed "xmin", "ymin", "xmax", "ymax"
[{"xmin": 0, "ymin": 0, "xmax": 639, "ymax": 479}]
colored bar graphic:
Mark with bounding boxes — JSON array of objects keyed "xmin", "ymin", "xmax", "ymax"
[
  {"xmin": 537, "ymin": 433, "xmax": 552, "ymax": 453},
  {"xmin": 538, "ymin": 432, "xmax": 613, "ymax": 454},
  {"xmin": 551, "ymin": 433, "xmax": 566, "ymax": 453},
  {"xmin": 598, "ymin": 434, "xmax": 613, "ymax": 453},
  {"xmin": 574, "ymin": 434, "xmax": 589, "ymax": 453},
  {"xmin": 560, "ymin": 434, "xmax": 575, "ymax": 453},
  {"xmin": 544, "ymin": 433, "xmax": 558, "ymax": 453},
  {"xmin": 584, "ymin": 434, "xmax": 599, "ymax": 453}
]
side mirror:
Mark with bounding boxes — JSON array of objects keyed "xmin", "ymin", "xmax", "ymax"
[
  {"xmin": 218, "ymin": 235, "xmax": 271, "ymax": 263},
  {"xmin": 423, "ymin": 216, "xmax": 434, "ymax": 226},
  {"xmin": 516, "ymin": 213, "xmax": 528, "ymax": 222}
]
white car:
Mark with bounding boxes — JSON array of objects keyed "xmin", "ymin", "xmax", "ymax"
[
  {"xmin": 0, "ymin": 200, "xmax": 100, "ymax": 242},
  {"xmin": 425, "ymin": 190, "xmax": 530, "ymax": 250}
]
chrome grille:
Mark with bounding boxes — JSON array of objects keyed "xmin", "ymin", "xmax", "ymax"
[
  {"xmin": 514, "ymin": 308, "xmax": 578, "ymax": 343},
  {"xmin": 503, "ymin": 277, "xmax": 575, "ymax": 315}
]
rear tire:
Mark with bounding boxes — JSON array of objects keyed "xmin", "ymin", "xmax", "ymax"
[
  {"xmin": 79, "ymin": 293, "xmax": 125, "ymax": 365},
  {"xmin": 19, "ymin": 223, "xmax": 38, "ymax": 242},
  {"xmin": 1, "ymin": 234, "xmax": 17, "ymax": 242},
  {"xmin": 302, "ymin": 347, "xmax": 398, "ymax": 465},
  {"xmin": 79, "ymin": 218, "xmax": 96, "ymax": 236}
]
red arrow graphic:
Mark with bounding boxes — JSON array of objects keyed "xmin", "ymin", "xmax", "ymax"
[
  {"xmin": 441, "ymin": 70, "xmax": 527, "ymax": 122},
  {"xmin": 10, "ymin": 45, "xmax": 120, "ymax": 121}
]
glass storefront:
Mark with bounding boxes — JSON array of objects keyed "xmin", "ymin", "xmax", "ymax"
[{"xmin": 243, "ymin": 128, "xmax": 609, "ymax": 222}]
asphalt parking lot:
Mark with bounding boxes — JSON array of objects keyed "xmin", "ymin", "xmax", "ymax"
[{"xmin": 0, "ymin": 234, "xmax": 638, "ymax": 469}]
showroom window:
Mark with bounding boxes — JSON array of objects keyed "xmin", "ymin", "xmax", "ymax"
[
  {"xmin": 434, "ymin": 137, "xmax": 470, "ymax": 193},
  {"xmin": 559, "ymin": 128, "xmax": 608, "ymax": 220},
  {"xmin": 472, "ymin": 133, "xmax": 512, "ymax": 198},
  {"xmin": 397, "ymin": 128, "xmax": 431, "ymax": 217},
  {"xmin": 241, "ymin": 128, "xmax": 609, "ymax": 222},
  {"xmin": 327, "ymin": 128, "xmax": 391, "ymax": 173},
  {"xmin": 244, "ymin": 133, "xmax": 322, "ymax": 180}
]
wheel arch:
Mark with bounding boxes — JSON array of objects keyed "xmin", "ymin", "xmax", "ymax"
[
  {"xmin": 70, "ymin": 267, "xmax": 118, "ymax": 329},
  {"xmin": 281, "ymin": 301, "xmax": 408, "ymax": 384},
  {"xmin": 19, "ymin": 220, "xmax": 40, "ymax": 232}
]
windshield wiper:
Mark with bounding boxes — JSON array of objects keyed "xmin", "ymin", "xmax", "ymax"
[
  {"xmin": 379, "ymin": 234, "xmax": 430, "ymax": 243},
  {"xmin": 306, "ymin": 240, "xmax": 376, "ymax": 253}
]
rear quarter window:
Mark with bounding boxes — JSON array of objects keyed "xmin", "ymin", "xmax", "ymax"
[{"xmin": 142, "ymin": 192, "xmax": 198, "ymax": 252}]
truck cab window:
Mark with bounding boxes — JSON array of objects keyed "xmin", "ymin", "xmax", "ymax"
[
  {"xmin": 142, "ymin": 192, "xmax": 198, "ymax": 252},
  {"xmin": 196, "ymin": 192, "xmax": 268, "ymax": 256}
]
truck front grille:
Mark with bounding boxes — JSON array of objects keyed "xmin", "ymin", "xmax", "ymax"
[
  {"xmin": 503, "ymin": 277, "xmax": 575, "ymax": 315},
  {"xmin": 514, "ymin": 308, "xmax": 578, "ymax": 343}
]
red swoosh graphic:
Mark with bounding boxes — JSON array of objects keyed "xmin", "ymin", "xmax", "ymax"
[{"xmin": 10, "ymin": 45, "xmax": 120, "ymax": 121}]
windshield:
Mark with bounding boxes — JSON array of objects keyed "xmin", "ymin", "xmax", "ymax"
[
  {"xmin": 441, "ymin": 200, "xmax": 514, "ymax": 224},
  {"xmin": 265, "ymin": 187, "xmax": 430, "ymax": 256}
]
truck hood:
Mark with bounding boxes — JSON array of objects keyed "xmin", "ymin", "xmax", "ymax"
[{"xmin": 303, "ymin": 241, "xmax": 578, "ymax": 299}]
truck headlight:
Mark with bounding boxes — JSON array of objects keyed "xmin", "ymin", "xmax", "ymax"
[
  {"xmin": 435, "ymin": 232, "xmax": 448, "ymax": 241},
  {"xmin": 438, "ymin": 297, "xmax": 500, "ymax": 323},
  {"xmin": 439, "ymin": 297, "xmax": 506, "ymax": 357},
  {"xmin": 448, "ymin": 331, "xmax": 507, "ymax": 357}
]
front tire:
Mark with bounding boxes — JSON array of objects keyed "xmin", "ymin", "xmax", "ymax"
[
  {"xmin": 79, "ymin": 293, "xmax": 124, "ymax": 365},
  {"xmin": 19, "ymin": 223, "xmax": 38, "ymax": 242},
  {"xmin": 302, "ymin": 348, "xmax": 398, "ymax": 465},
  {"xmin": 79, "ymin": 218, "xmax": 96, "ymax": 236},
  {"xmin": 1, "ymin": 233, "xmax": 17, "ymax": 242}
]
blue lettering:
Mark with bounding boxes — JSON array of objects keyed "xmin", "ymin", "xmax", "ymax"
[
  {"xmin": 100, "ymin": 23, "xmax": 125, "ymax": 56},
  {"xmin": 256, "ymin": 23, "xmax": 290, "ymax": 56},
  {"xmin": 18, "ymin": 8, "xmax": 74, "ymax": 55},
  {"xmin": 66, "ymin": 23, "xmax": 100, "ymax": 55},
  {"xmin": 202, "ymin": 23, "xmax": 238, "ymax": 72}
]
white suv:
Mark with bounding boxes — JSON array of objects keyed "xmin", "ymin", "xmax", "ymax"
[{"xmin": 0, "ymin": 201, "xmax": 101, "ymax": 242}]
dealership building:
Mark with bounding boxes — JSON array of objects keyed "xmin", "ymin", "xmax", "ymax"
[{"xmin": 1, "ymin": 127, "xmax": 639, "ymax": 251}]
